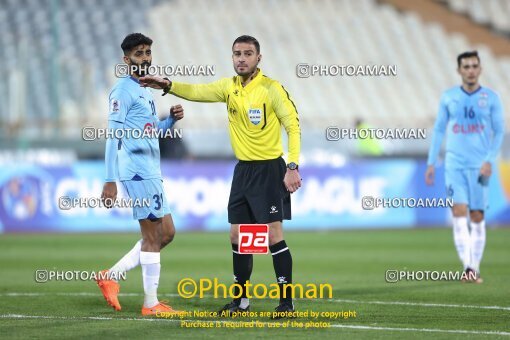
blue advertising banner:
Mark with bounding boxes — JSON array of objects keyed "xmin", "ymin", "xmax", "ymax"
[{"xmin": 0, "ymin": 160, "xmax": 508, "ymax": 232}]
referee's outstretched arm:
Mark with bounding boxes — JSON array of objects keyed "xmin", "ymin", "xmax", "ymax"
[{"xmin": 139, "ymin": 76, "xmax": 228, "ymax": 103}]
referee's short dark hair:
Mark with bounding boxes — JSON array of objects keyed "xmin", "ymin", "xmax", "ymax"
[
  {"xmin": 457, "ymin": 51, "xmax": 480, "ymax": 67},
  {"xmin": 121, "ymin": 33, "xmax": 153, "ymax": 55},
  {"xmin": 232, "ymin": 35, "xmax": 260, "ymax": 54}
]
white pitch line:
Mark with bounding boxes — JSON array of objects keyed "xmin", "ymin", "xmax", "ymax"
[
  {"xmin": 0, "ymin": 314, "xmax": 509, "ymax": 336},
  {"xmin": 328, "ymin": 298, "xmax": 510, "ymax": 311},
  {"xmin": 329, "ymin": 324, "xmax": 510, "ymax": 336},
  {"xmin": 3, "ymin": 292, "xmax": 510, "ymax": 311},
  {"xmin": 0, "ymin": 292, "xmax": 180, "ymax": 297},
  {"xmin": 0, "ymin": 314, "xmax": 178, "ymax": 323}
]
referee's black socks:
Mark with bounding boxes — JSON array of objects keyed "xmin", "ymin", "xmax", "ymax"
[
  {"xmin": 232, "ymin": 243, "xmax": 253, "ymax": 305},
  {"xmin": 270, "ymin": 240, "xmax": 293, "ymax": 304}
]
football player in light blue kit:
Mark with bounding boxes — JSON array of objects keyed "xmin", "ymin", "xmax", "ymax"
[
  {"xmin": 425, "ymin": 51, "xmax": 505, "ymax": 283},
  {"xmin": 97, "ymin": 33, "xmax": 184, "ymax": 315}
]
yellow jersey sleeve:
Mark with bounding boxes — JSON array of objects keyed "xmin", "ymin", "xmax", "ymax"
[
  {"xmin": 170, "ymin": 78, "xmax": 230, "ymax": 103},
  {"xmin": 270, "ymin": 82, "xmax": 301, "ymax": 164}
]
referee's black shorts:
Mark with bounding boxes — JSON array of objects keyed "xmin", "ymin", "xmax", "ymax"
[{"xmin": 228, "ymin": 157, "xmax": 291, "ymax": 224}]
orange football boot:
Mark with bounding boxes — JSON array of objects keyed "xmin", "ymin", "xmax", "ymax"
[
  {"xmin": 95, "ymin": 269, "xmax": 121, "ymax": 311},
  {"xmin": 141, "ymin": 301, "xmax": 183, "ymax": 316}
]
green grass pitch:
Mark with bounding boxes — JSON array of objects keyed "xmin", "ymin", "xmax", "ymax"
[{"xmin": 0, "ymin": 228, "xmax": 509, "ymax": 339}]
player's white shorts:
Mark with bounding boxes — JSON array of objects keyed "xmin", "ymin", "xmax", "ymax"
[
  {"xmin": 121, "ymin": 178, "xmax": 170, "ymax": 220},
  {"xmin": 445, "ymin": 168, "xmax": 488, "ymax": 211}
]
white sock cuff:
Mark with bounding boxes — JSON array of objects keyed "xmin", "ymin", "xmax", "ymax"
[
  {"xmin": 239, "ymin": 298, "xmax": 250, "ymax": 309},
  {"xmin": 471, "ymin": 220, "xmax": 485, "ymax": 228},
  {"xmin": 453, "ymin": 216, "xmax": 468, "ymax": 225},
  {"xmin": 140, "ymin": 251, "xmax": 160, "ymax": 265},
  {"xmin": 135, "ymin": 239, "xmax": 143, "ymax": 249}
]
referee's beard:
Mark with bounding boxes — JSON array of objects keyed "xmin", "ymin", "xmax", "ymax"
[{"xmin": 235, "ymin": 63, "xmax": 258, "ymax": 78}]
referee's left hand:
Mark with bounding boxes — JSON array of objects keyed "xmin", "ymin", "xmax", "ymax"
[{"xmin": 284, "ymin": 169, "xmax": 301, "ymax": 193}]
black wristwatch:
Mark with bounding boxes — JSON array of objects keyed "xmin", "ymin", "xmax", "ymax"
[
  {"xmin": 162, "ymin": 77, "xmax": 172, "ymax": 96},
  {"xmin": 287, "ymin": 162, "xmax": 299, "ymax": 170}
]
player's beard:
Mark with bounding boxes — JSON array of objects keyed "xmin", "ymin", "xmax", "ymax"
[{"xmin": 130, "ymin": 59, "xmax": 151, "ymax": 77}]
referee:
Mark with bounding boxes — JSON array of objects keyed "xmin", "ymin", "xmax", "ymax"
[{"xmin": 140, "ymin": 35, "xmax": 301, "ymax": 317}]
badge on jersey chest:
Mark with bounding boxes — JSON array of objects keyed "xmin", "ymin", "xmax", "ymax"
[
  {"xmin": 478, "ymin": 92, "xmax": 488, "ymax": 108},
  {"xmin": 248, "ymin": 108, "xmax": 262, "ymax": 125}
]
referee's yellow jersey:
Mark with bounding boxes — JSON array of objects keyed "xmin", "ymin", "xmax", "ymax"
[{"xmin": 170, "ymin": 69, "xmax": 301, "ymax": 164}]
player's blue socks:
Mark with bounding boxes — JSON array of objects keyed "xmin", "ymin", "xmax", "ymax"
[
  {"xmin": 231, "ymin": 243, "xmax": 253, "ymax": 307},
  {"xmin": 270, "ymin": 240, "xmax": 293, "ymax": 304}
]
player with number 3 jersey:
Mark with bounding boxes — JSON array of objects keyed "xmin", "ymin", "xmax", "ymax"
[{"xmin": 95, "ymin": 33, "xmax": 185, "ymax": 316}]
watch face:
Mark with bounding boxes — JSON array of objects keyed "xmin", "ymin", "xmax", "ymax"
[{"xmin": 288, "ymin": 162, "xmax": 297, "ymax": 170}]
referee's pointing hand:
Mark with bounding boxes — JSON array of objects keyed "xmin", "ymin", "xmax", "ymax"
[
  {"xmin": 284, "ymin": 169, "xmax": 301, "ymax": 193},
  {"xmin": 139, "ymin": 75, "xmax": 170, "ymax": 89}
]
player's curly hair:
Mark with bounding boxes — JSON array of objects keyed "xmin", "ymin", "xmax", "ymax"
[
  {"xmin": 121, "ymin": 33, "xmax": 153, "ymax": 55},
  {"xmin": 232, "ymin": 35, "xmax": 260, "ymax": 54},
  {"xmin": 457, "ymin": 51, "xmax": 480, "ymax": 67}
]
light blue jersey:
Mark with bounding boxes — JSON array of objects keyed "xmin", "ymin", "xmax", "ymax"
[
  {"xmin": 428, "ymin": 85, "xmax": 504, "ymax": 210},
  {"xmin": 104, "ymin": 75, "xmax": 175, "ymax": 220},
  {"xmin": 105, "ymin": 76, "xmax": 175, "ymax": 182},
  {"xmin": 427, "ymin": 86, "xmax": 504, "ymax": 169}
]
